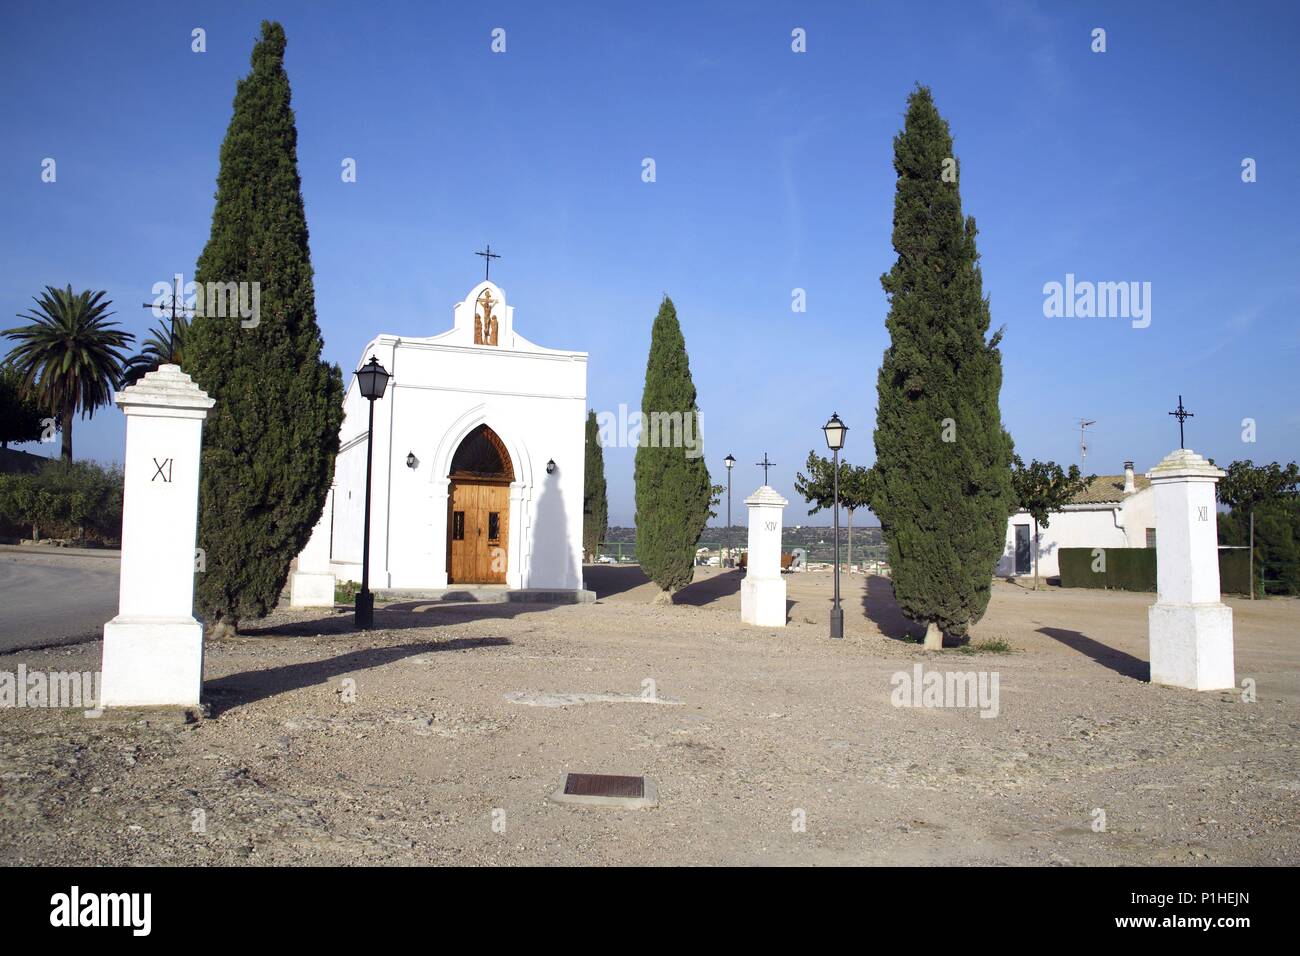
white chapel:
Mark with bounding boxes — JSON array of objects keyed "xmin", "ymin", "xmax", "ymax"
[{"xmin": 292, "ymin": 277, "xmax": 589, "ymax": 599}]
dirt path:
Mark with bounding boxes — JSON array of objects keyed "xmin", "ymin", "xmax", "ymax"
[{"xmin": 1, "ymin": 569, "xmax": 1296, "ymax": 866}]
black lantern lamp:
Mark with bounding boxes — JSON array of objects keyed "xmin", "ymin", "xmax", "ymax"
[
  {"xmin": 356, "ymin": 356, "xmax": 390, "ymax": 401},
  {"xmin": 823, "ymin": 413, "xmax": 848, "ymax": 639},
  {"xmin": 723, "ymin": 454, "xmax": 736, "ymax": 566},
  {"xmin": 822, "ymin": 413, "xmax": 847, "ymax": 452},
  {"xmin": 354, "ymin": 357, "xmax": 391, "ymax": 630}
]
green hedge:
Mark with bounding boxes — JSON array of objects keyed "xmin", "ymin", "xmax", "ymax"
[
  {"xmin": 1058, "ymin": 547, "xmax": 1104, "ymax": 588},
  {"xmin": 1112, "ymin": 548, "xmax": 1157, "ymax": 591},
  {"xmin": 0, "ymin": 460, "xmax": 123, "ymax": 545},
  {"xmin": 1059, "ymin": 546, "xmax": 1251, "ymax": 594},
  {"xmin": 1218, "ymin": 549, "xmax": 1251, "ymax": 595},
  {"xmin": 1059, "ymin": 547, "xmax": 1157, "ymax": 591}
]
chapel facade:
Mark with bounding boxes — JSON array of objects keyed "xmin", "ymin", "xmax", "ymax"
[{"xmin": 297, "ymin": 279, "xmax": 588, "ymax": 595}]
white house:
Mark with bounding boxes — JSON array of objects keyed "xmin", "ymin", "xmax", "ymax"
[
  {"xmin": 294, "ymin": 278, "xmax": 588, "ymax": 598},
  {"xmin": 998, "ymin": 461, "xmax": 1156, "ymax": 580}
]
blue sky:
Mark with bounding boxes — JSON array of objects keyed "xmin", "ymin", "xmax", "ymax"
[{"xmin": 2, "ymin": 0, "xmax": 1297, "ymax": 526}]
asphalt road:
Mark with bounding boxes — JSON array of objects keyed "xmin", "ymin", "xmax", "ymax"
[{"xmin": 0, "ymin": 554, "xmax": 119, "ymax": 653}]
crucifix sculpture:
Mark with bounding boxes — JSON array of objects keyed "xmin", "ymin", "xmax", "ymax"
[
  {"xmin": 141, "ymin": 276, "xmax": 194, "ymax": 365},
  {"xmin": 1168, "ymin": 395, "xmax": 1194, "ymax": 449},
  {"xmin": 475, "ymin": 244, "xmax": 501, "ymax": 281},
  {"xmin": 757, "ymin": 452, "xmax": 775, "ymax": 485},
  {"xmin": 475, "ymin": 288, "xmax": 499, "ymax": 345}
]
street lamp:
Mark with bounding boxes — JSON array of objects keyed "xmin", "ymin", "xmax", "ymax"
[
  {"xmin": 724, "ymin": 453, "xmax": 735, "ymax": 567},
  {"xmin": 354, "ymin": 356, "xmax": 390, "ymax": 629},
  {"xmin": 822, "ymin": 413, "xmax": 848, "ymax": 639}
]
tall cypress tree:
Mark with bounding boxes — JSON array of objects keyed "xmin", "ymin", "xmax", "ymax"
[
  {"xmin": 187, "ymin": 21, "xmax": 343, "ymax": 636},
  {"xmin": 634, "ymin": 296, "xmax": 711, "ymax": 598},
  {"xmin": 582, "ymin": 409, "xmax": 608, "ymax": 561},
  {"xmin": 871, "ymin": 85, "xmax": 1014, "ymax": 647}
]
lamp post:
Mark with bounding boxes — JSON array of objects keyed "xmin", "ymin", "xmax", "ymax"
[
  {"xmin": 354, "ymin": 356, "xmax": 390, "ymax": 629},
  {"xmin": 822, "ymin": 413, "xmax": 848, "ymax": 639},
  {"xmin": 724, "ymin": 453, "xmax": 735, "ymax": 567}
]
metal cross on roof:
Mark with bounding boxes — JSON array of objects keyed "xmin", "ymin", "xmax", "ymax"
[
  {"xmin": 1168, "ymin": 395, "xmax": 1194, "ymax": 449},
  {"xmin": 756, "ymin": 452, "xmax": 775, "ymax": 485},
  {"xmin": 475, "ymin": 244, "xmax": 501, "ymax": 280}
]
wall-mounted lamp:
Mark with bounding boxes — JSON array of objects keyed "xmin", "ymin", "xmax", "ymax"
[
  {"xmin": 406, "ymin": 452, "xmax": 418, "ymax": 469},
  {"xmin": 546, "ymin": 459, "xmax": 557, "ymax": 475}
]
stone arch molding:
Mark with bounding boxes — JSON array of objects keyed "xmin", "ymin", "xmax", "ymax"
[{"xmin": 431, "ymin": 403, "xmax": 533, "ymax": 490}]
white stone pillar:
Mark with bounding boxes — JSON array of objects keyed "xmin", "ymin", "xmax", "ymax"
[
  {"xmin": 291, "ymin": 486, "xmax": 336, "ymax": 607},
  {"xmin": 100, "ymin": 365, "xmax": 214, "ymax": 708},
  {"xmin": 741, "ymin": 485, "xmax": 788, "ymax": 628},
  {"xmin": 1146, "ymin": 448, "xmax": 1234, "ymax": 691}
]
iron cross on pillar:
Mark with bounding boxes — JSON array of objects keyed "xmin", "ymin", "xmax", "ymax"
[
  {"xmin": 1168, "ymin": 395, "xmax": 1194, "ymax": 449},
  {"xmin": 475, "ymin": 244, "xmax": 501, "ymax": 281},
  {"xmin": 757, "ymin": 452, "xmax": 775, "ymax": 486},
  {"xmin": 140, "ymin": 275, "xmax": 195, "ymax": 365}
]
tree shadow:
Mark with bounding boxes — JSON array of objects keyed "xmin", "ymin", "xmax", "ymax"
[
  {"xmin": 862, "ymin": 574, "xmax": 916, "ymax": 641},
  {"xmin": 582, "ymin": 563, "xmax": 650, "ymax": 599},
  {"xmin": 204, "ymin": 635, "xmax": 510, "ymax": 716},
  {"xmin": 378, "ymin": 600, "xmax": 567, "ymax": 625},
  {"xmin": 673, "ymin": 569, "xmax": 743, "ymax": 607},
  {"xmin": 236, "ymin": 599, "xmax": 549, "ymax": 637},
  {"xmin": 1035, "ymin": 626, "xmax": 1150, "ymax": 681}
]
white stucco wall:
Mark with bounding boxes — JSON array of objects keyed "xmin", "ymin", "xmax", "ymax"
[
  {"xmin": 997, "ymin": 487, "xmax": 1156, "ymax": 579},
  {"xmin": 316, "ymin": 280, "xmax": 588, "ymax": 592}
]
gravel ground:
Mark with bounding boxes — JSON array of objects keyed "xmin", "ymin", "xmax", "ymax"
[{"xmin": 1, "ymin": 567, "xmax": 1296, "ymax": 866}]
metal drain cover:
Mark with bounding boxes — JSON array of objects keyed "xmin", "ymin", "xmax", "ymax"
[{"xmin": 550, "ymin": 772, "xmax": 658, "ymax": 808}]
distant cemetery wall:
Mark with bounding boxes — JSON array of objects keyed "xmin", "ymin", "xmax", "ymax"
[{"xmin": 1058, "ymin": 547, "xmax": 1250, "ymax": 594}]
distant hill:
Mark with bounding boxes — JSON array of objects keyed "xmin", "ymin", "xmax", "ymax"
[{"xmin": 602, "ymin": 524, "xmax": 886, "ymax": 564}]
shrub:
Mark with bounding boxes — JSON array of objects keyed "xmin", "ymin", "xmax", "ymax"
[{"xmin": 0, "ymin": 460, "xmax": 123, "ymax": 544}]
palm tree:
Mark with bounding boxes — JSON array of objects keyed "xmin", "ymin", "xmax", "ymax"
[
  {"xmin": 2, "ymin": 285, "xmax": 133, "ymax": 461},
  {"xmin": 122, "ymin": 313, "xmax": 189, "ymax": 387}
]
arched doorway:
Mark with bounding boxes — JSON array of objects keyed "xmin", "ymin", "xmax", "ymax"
[{"xmin": 447, "ymin": 424, "xmax": 514, "ymax": 584}]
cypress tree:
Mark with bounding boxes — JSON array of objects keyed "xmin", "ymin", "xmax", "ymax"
[
  {"xmin": 634, "ymin": 296, "xmax": 711, "ymax": 598},
  {"xmin": 186, "ymin": 21, "xmax": 343, "ymax": 636},
  {"xmin": 582, "ymin": 409, "xmax": 608, "ymax": 561},
  {"xmin": 871, "ymin": 85, "xmax": 1015, "ymax": 647}
]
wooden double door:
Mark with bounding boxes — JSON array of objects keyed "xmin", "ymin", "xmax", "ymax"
[{"xmin": 448, "ymin": 479, "xmax": 509, "ymax": 584}]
